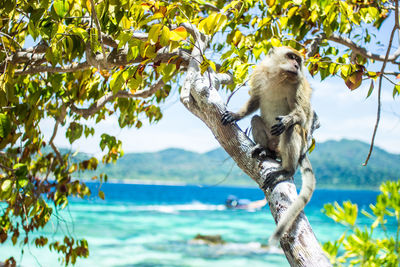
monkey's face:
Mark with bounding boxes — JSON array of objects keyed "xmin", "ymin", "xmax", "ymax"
[{"xmin": 269, "ymin": 47, "xmax": 304, "ymax": 84}]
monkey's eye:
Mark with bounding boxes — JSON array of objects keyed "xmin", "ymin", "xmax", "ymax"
[
  {"xmin": 287, "ymin": 53, "xmax": 296, "ymax": 60},
  {"xmin": 287, "ymin": 53, "xmax": 302, "ymax": 64}
]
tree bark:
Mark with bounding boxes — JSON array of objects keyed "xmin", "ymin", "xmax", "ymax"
[{"xmin": 180, "ymin": 27, "xmax": 332, "ymax": 267}]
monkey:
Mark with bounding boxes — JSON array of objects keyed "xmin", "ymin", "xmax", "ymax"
[{"xmin": 221, "ymin": 46, "xmax": 316, "ymax": 244}]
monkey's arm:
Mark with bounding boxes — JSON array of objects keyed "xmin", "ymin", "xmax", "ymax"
[
  {"xmin": 271, "ymin": 93, "xmax": 311, "ymax": 136},
  {"xmin": 221, "ymin": 96, "xmax": 260, "ymax": 125}
]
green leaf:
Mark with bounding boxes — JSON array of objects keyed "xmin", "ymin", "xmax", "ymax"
[
  {"xmin": 308, "ymin": 138, "xmax": 316, "ymax": 153},
  {"xmin": 394, "ymin": 84, "xmax": 400, "ymax": 98},
  {"xmin": 110, "ymin": 71, "xmax": 125, "ymax": 93},
  {"xmin": 148, "ymin": 24, "xmax": 162, "ymax": 45},
  {"xmin": 66, "ymin": 122, "xmax": 83, "ymax": 143},
  {"xmin": 18, "ymin": 178, "xmax": 29, "ymax": 188},
  {"xmin": 160, "ymin": 26, "xmax": 170, "ymax": 47},
  {"xmin": 1, "ymin": 179, "xmax": 12, "ymax": 192},
  {"xmin": 340, "ymin": 64, "xmax": 351, "ymax": 77},
  {"xmin": 14, "ymin": 163, "xmax": 28, "ymax": 177},
  {"xmin": 0, "ymin": 113, "xmax": 11, "ymax": 138},
  {"xmin": 53, "ymin": 0, "xmax": 69, "ymax": 18},
  {"xmin": 366, "ymin": 80, "xmax": 374, "ymax": 98},
  {"xmin": 98, "ymin": 190, "xmax": 105, "ymax": 200}
]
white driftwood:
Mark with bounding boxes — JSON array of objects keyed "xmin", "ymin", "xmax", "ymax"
[{"xmin": 180, "ymin": 27, "xmax": 332, "ymax": 267}]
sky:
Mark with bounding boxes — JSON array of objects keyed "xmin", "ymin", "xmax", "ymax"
[
  {"xmin": 41, "ymin": 73, "xmax": 400, "ymax": 156},
  {"xmin": 39, "ymin": 15, "xmax": 400, "ymax": 157}
]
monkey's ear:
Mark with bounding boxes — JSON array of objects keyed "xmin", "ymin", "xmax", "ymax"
[{"xmin": 267, "ymin": 47, "xmax": 275, "ymax": 56}]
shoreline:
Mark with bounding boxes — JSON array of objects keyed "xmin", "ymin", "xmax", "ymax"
[{"xmin": 84, "ymin": 178, "xmax": 380, "ymax": 191}]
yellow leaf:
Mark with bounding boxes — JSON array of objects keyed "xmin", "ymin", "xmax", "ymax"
[
  {"xmin": 199, "ymin": 17, "xmax": 210, "ymax": 35},
  {"xmin": 288, "ymin": 6, "xmax": 298, "ymax": 19},
  {"xmin": 266, "ymin": 0, "xmax": 275, "ymax": 7},
  {"xmin": 270, "ymin": 37, "xmax": 281, "ymax": 47},
  {"xmin": 310, "ymin": 10, "xmax": 318, "ymax": 23},
  {"xmin": 120, "ymin": 16, "xmax": 131, "ymax": 30},
  {"xmin": 209, "ymin": 60, "xmax": 216, "ymax": 72},
  {"xmin": 340, "ymin": 64, "xmax": 351, "ymax": 77},
  {"xmin": 152, "ymin": 12, "xmax": 164, "ymax": 20},
  {"xmin": 170, "ymin": 26, "xmax": 188, "ymax": 41},
  {"xmin": 232, "ymin": 30, "xmax": 242, "ymax": 46},
  {"xmin": 86, "ymin": 0, "xmax": 92, "ymax": 13}
]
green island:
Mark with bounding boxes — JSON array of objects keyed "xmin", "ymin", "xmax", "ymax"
[{"xmin": 73, "ymin": 139, "xmax": 400, "ymax": 190}]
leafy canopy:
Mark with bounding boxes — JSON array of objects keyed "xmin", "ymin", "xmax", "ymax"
[{"xmin": 0, "ymin": 0, "xmax": 398, "ymax": 265}]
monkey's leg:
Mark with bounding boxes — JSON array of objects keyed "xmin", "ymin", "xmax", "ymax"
[
  {"xmin": 263, "ymin": 127, "xmax": 302, "ymax": 189},
  {"xmin": 250, "ymin": 115, "xmax": 277, "ymax": 160}
]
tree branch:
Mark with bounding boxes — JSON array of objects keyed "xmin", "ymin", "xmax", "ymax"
[
  {"xmin": 364, "ymin": 0, "xmax": 400, "ymax": 165},
  {"xmin": 89, "ymin": 0, "xmax": 108, "ymax": 69},
  {"xmin": 12, "ymin": 46, "xmax": 192, "ymax": 76},
  {"xmin": 70, "ymin": 79, "xmax": 165, "ymax": 118},
  {"xmin": 327, "ymin": 33, "xmax": 400, "ymax": 62},
  {"xmin": 14, "ymin": 62, "xmax": 90, "ymax": 75}
]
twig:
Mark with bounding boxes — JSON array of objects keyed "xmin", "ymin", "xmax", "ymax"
[
  {"xmin": 382, "ymin": 74, "xmax": 398, "ymax": 86},
  {"xmin": 49, "ymin": 104, "xmax": 67, "ymax": 165},
  {"xmin": 226, "ymin": 79, "xmax": 248, "ymax": 105},
  {"xmin": 0, "ymin": 163, "xmax": 14, "ymax": 172},
  {"xmin": 364, "ymin": 0, "xmax": 400, "ymax": 166},
  {"xmin": 0, "ymin": 31, "xmax": 22, "ymax": 49}
]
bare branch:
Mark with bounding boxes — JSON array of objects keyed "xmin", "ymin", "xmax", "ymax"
[
  {"xmin": 14, "ymin": 62, "xmax": 90, "ymax": 75},
  {"xmin": 364, "ymin": 0, "xmax": 399, "ymax": 166},
  {"xmin": 102, "ymin": 33, "xmax": 118, "ymax": 48},
  {"xmin": 12, "ymin": 46, "xmax": 191, "ymax": 76},
  {"xmin": 70, "ymin": 79, "xmax": 165, "ymax": 118},
  {"xmin": 180, "ymin": 22, "xmax": 210, "ymax": 105},
  {"xmin": 216, "ymin": 73, "xmax": 233, "ymax": 85},
  {"xmin": 133, "ymin": 78, "xmax": 165, "ymax": 98},
  {"xmin": 327, "ymin": 33, "xmax": 400, "ymax": 62}
]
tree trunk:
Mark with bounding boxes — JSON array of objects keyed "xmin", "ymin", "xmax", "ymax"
[{"xmin": 180, "ymin": 25, "xmax": 332, "ymax": 267}]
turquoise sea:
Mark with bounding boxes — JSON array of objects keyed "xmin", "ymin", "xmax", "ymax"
[{"xmin": 1, "ymin": 183, "xmax": 385, "ymax": 266}]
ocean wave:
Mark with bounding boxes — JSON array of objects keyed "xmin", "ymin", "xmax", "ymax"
[
  {"xmin": 69, "ymin": 202, "xmax": 226, "ymax": 214},
  {"xmin": 131, "ymin": 202, "xmax": 226, "ymax": 213}
]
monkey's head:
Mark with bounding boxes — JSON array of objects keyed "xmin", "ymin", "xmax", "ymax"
[{"xmin": 266, "ymin": 46, "xmax": 304, "ymax": 84}]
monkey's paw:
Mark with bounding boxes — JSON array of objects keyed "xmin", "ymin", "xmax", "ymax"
[
  {"xmin": 271, "ymin": 116, "xmax": 287, "ymax": 136},
  {"xmin": 251, "ymin": 144, "xmax": 277, "ymax": 160},
  {"xmin": 262, "ymin": 169, "xmax": 290, "ymax": 190},
  {"xmin": 221, "ymin": 111, "xmax": 238, "ymax": 125},
  {"xmin": 250, "ymin": 144, "xmax": 268, "ymax": 159}
]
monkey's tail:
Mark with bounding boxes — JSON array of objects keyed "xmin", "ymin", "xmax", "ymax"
[{"xmin": 268, "ymin": 155, "xmax": 316, "ymax": 246}]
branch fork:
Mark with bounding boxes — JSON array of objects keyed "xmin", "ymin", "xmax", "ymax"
[{"xmin": 179, "ymin": 21, "xmax": 331, "ymax": 266}]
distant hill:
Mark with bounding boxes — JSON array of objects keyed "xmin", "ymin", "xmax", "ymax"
[{"xmin": 83, "ymin": 139, "xmax": 400, "ymax": 189}]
